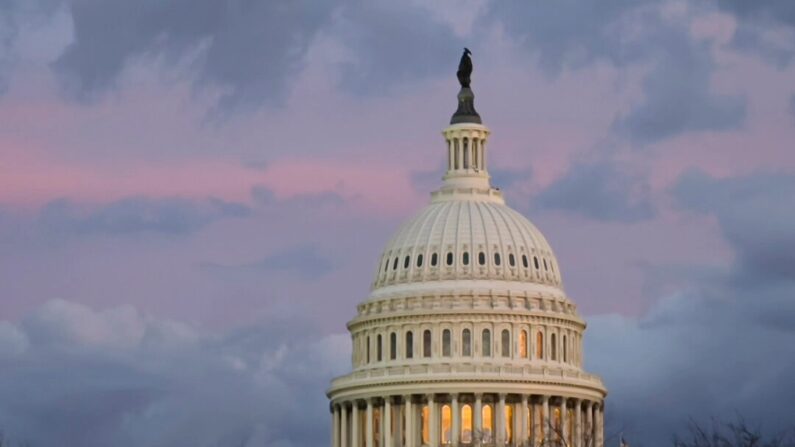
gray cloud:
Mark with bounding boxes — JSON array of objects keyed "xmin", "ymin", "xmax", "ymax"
[
  {"xmin": 38, "ymin": 196, "xmax": 250, "ymax": 236},
  {"xmin": 718, "ymin": 1, "xmax": 795, "ymax": 66},
  {"xmin": 487, "ymin": 1, "xmax": 747, "ymax": 143},
  {"xmin": 585, "ymin": 169, "xmax": 795, "ymax": 445},
  {"xmin": 535, "ymin": 161, "xmax": 654, "ymax": 222},
  {"xmin": 201, "ymin": 245, "xmax": 335, "ymax": 279},
  {"xmin": 0, "ymin": 299, "xmax": 349, "ymax": 447}
]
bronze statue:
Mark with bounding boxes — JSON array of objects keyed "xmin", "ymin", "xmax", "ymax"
[{"xmin": 457, "ymin": 48, "xmax": 472, "ymax": 88}]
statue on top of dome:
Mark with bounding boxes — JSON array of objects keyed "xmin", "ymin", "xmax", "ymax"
[{"xmin": 457, "ymin": 48, "xmax": 473, "ymax": 88}]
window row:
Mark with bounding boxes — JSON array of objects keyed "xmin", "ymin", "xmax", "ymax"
[
  {"xmin": 380, "ymin": 251, "xmax": 554, "ymax": 276},
  {"xmin": 360, "ymin": 327, "xmax": 576, "ymax": 365}
]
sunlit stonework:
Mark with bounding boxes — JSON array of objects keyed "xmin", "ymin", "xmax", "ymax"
[{"xmin": 327, "ymin": 53, "xmax": 607, "ymax": 447}]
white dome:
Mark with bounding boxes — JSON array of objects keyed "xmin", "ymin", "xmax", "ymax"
[{"xmin": 373, "ymin": 195, "xmax": 562, "ymax": 290}]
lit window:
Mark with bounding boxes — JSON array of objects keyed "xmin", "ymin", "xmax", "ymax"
[
  {"xmin": 443, "ymin": 329, "xmax": 451, "ymax": 357},
  {"xmin": 406, "ymin": 331, "xmax": 413, "ymax": 359},
  {"xmin": 390, "ymin": 332, "xmax": 397, "ymax": 360},
  {"xmin": 501, "ymin": 329, "xmax": 510, "ymax": 357},
  {"xmin": 482, "ymin": 329, "xmax": 491, "ymax": 357},
  {"xmin": 482, "ymin": 405, "xmax": 493, "ymax": 443},
  {"xmin": 478, "ymin": 252, "xmax": 486, "ymax": 265},
  {"xmin": 536, "ymin": 332, "xmax": 544, "ymax": 359},
  {"xmin": 422, "ymin": 405, "xmax": 430, "ymax": 445},
  {"xmin": 442, "ymin": 405, "xmax": 452, "ymax": 445},
  {"xmin": 423, "ymin": 330, "xmax": 432, "ymax": 358},
  {"xmin": 505, "ymin": 404, "xmax": 514, "ymax": 444},
  {"xmin": 462, "ymin": 329, "xmax": 471, "ymax": 356},
  {"xmin": 519, "ymin": 330, "xmax": 528, "ymax": 358},
  {"xmin": 461, "ymin": 405, "xmax": 473, "ymax": 443}
]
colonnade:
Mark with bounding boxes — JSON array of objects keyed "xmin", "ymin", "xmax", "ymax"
[{"xmin": 331, "ymin": 393, "xmax": 604, "ymax": 447}]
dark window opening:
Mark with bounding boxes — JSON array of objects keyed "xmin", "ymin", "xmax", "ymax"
[
  {"xmin": 533, "ymin": 256, "xmax": 539, "ymax": 269},
  {"xmin": 482, "ymin": 329, "xmax": 491, "ymax": 357},
  {"xmin": 478, "ymin": 252, "xmax": 486, "ymax": 265},
  {"xmin": 446, "ymin": 252, "xmax": 454, "ymax": 266},
  {"xmin": 423, "ymin": 330, "xmax": 432, "ymax": 358},
  {"xmin": 405, "ymin": 331, "xmax": 414, "ymax": 359},
  {"xmin": 501, "ymin": 329, "xmax": 510, "ymax": 357},
  {"xmin": 509, "ymin": 253, "xmax": 516, "ymax": 267},
  {"xmin": 494, "ymin": 253, "xmax": 501, "ymax": 266},
  {"xmin": 393, "ymin": 257, "xmax": 399, "ymax": 270},
  {"xmin": 463, "ymin": 252, "xmax": 470, "ymax": 265},
  {"xmin": 522, "ymin": 255, "xmax": 528, "ymax": 268},
  {"xmin": 543, "ymin": 258, "xmax": 548, "ymax": 271},
  {"xmin": 377, "ymin": 334, "xmax": 382, "ymax": 361},
  {"xmin": 404, "ymin": 256, "xmax": 410, "ymax": 269},
  {"xmin": 442, "ymin": 329, "xmax": 451, "ymax": 357},
  {"xmin": 431, "ymin": 253, "xmax": 438, "ymax": 266},
  {"xmin": 417, "ymin": 254, "xmax": 424, "ymax": 267}
]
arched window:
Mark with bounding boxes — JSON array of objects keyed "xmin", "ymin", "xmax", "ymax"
[
  {"xmin": 509, "ymin": 253, "xmax": 516, "ymax": 266},
  {"xmin": 383, "ymin": 258, "xmax": 389, "ymax": 273},
  {"xmin": 431, "ymin": 253, "xmax": 438, "ymax": 266},
  {"xmin": 446, "ymin": 252, "xmax": 454, "ymax": 266},
  {"xmin": 534, "ymin": 256, "xmax": 540, "ymax": 270},
  {"xmin": 462, "ymin": 329, "xmax": 472, "ymax": 356},
  {"xmin": 536, "ymin": 332, "xmax": 544, "ymax": 360},
  {"xmin": 406, "ymin": 331, "xmax": 414, "ymax": 359},
  {"xmin": 482, "ymin": 329, "xmax": 491, "ymax": 357},
  {"xmin": 494, "ymin": 253, "xmax": 501, "ymax": 266},
  {"xmin": 461, "ymin": 404, "xmax": 473, "ymax": 443},
  {"xmin": 501, "ymin": 329, "xmax": 510, "ymax": 357},
  {"xmin": 463, "ymin": 252, "xmax": 470, "ymax": 265},
  {"xmin": 404, "ymin": 256, "xmax": 410, "ymax": 269},
  {"xmin": 422, "ymin": 405, "xmax": 430, "ymax": 445},
  {"xmin": 442, "ymin": 404, "xmax": 452, "ymax": 444},
  {"xmin": 423, "ymin": 330, "xmax": 432, "ymax": 358},
  {"xmin": 544, "ymin": 258, "xmax": 548, "ymax": 271},
  {"xmin": 417, "ymin": 254, "xmax": 424, "ymax": 267},
  {"xmin": 478, "ymin": 252, "xmax": 486, "ymax": 265},
  {"xmin": 390, "ymin": 332, "xmax": 397, "ymax": 360},
  {"xmin": 522, "ymin": 254, "xmax": 529, "ymax": 268},
  {"xmin": 551, "ymin": 333, "xmax": 557, "ymax": 361},
  {"xmin": 367, "ymin": 336, "xmax": 371, "ymax": 363},
  {"xmin": 393, "ymin": 257, "xmax": 399, "ymax": 270},
  {"xmin": 442, "ymin": 329, "xmax": 451, "ymax": 357},
  {"xmin": 482, "ymin": 405, "xmax": 493, "ymax": 443},
  {"xmin": 505, "ymin": 404, "xmax": 514, "ymax": 444},
  {"xmin": 377, "ymin": 334, "xmax": 383, "ymax": 361},
  {"xmin": 563, "ymin": 335, "xmax": 567, "ymax": 363},
  {"xmin": 519, "ymin": 330, "xmax": 528, "ymax": 358}
]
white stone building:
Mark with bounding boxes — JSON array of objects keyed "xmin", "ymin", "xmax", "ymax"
[{"xmin": 327, "ymin": 72, "xmax": 607, "ymax": 447}]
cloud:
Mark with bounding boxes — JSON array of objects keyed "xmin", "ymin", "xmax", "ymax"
[
  {"xmin": 201, "ymin": 245, "xmax": 335, "ymax": 279},
  {"xmin": 718, "ymin": 1, "xmax": 795, "ymax": 66},
  {"xmin": 38, "ymin": 196, "xmax": 251, "ymax": 236},
  {"xmin": 487, "ymin": 1, "xmax": 747, "ymax": 143},
  {"xmin": 0, "ymin": 299, "xmax": 350, "ymax": 447},
  {"xmin": 534, "ymin": 161, "xmax": 654, "ymax": 222}
]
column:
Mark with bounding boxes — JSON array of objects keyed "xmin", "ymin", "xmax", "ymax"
[
  {"xmin": 469, "ymin": 138, "xmax": 475, "ymax": 171},
  {"xmin": 560, "ymin": 399, "xmax": 568, "ymax": 446},
  {"xmin": 531, "ymin": 398, "xmax": 540, "ymax": 447},
  {"xmin": 474, "ymin": 394, "xmax": 483, "ymax": 447},
  {"xmin": 541, "ymin": 396, "xmax": 549, "ymax": 445},
  {"xmin": 573, "ymin": 400, "xmax": 581, "ymax": 447},
  {"xmin": 596, "ymin": 404, "xmax": 604, "ymax": 447},
  {"xmin": 352, "ymin": 403, "xmax": 360, "ymax": 447},
  {"xmin": 366, "ymin": 400, "xmax": 374, "ymax": 447},
  {"xmin": 452, "ymin": 394, "xmax": 460, "ymax": 447},
  {"xmin": 429, "ymin": 394, "xmax": 439, "ymax": 447},
  {"xmin": 334, "ymin": 405, "xmax": 341, "ymax": 447},
  {"xmin": 585, "ymin": 402, "xmax": 593, "ymax": 447},
  {"xmin": 342, "ymin": 404, "xmax": 349, "ymax": 447},
  {"xmin": 480, "ymin": 140, "xmax": 486, "ymax": 170},
  {"xmin": 385, "ymin": 398, "xmax": 392, "ymax": 447},
  {"xmin": 404, "ymin": 396, "xmax": 414, "ymax": 447},
  {"xmin": 497, "ymin": 394, "xmax": 506, "ymax": 445},
  {"xmin": 447, "ymin": 141, "xmax": 453, "ymax": 171},
  {"xmin": 520, "ymin": 395, "xmax": 529, "ymax": 447}
]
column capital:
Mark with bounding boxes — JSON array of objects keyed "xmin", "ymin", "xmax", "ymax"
[
  {"xmin": 498, "ymin": 393, "xmax": 507, "ymax": 401},
  {"xmin": 521, "ymin": 394, "xmax": 529, "ymax": 404}
]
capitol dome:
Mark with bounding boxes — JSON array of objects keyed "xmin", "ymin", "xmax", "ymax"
[{"xmin": 328, "ymin": 53, "xmax": 606, "ymax": 447}]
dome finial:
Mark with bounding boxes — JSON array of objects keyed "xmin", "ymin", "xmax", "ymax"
[{"xmin": 451, "ymin": 48, "xmax": 481, "ymax": 124}]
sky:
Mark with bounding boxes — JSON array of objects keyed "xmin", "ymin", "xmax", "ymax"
[{"xmin": 0, "ymin": 0, "xmax": 794, "ymax": 446}]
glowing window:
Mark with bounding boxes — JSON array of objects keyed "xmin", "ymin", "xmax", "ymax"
[
  {"xmin": 442, "ymin": 329, "xmax": 451, "ymax": 357},
  {"xmin": 536, "ymin": 332, "xmax": 544, "ymax": 359},
  {"xmin": 423, "ymin": 330, "xmax": 432, "ymax": 358},
  {"xmin": 505, "ymin": 404, "xmax": 514, "ymax": 444},
  {"xmin": 478, "ymin": 252, "xmax": 486, "ymax": 265},
  {"xmin": 482, "ymin": 405, "xmax": 493, "ymax": 443},
  {"xmin": 405, "ymin": 331, "xmax": 413, "ymax": 359},
  {"xmin": 519, "ymin": 330, "xmax": 528, "ymax": 358},
  {"xmin": 461, "ymin": 405, "xmax": 473, "ymax": 443},
  {"xmin": 501, "ymin": 329, "xmax": 510, "ymax": 357},
  {"xmin": 442, "ymin": 405, "xmax": 452, "ymax": 445},
  {"xmin": 482, "ymin": 329, "xmax": 491, "ymax": 357},
  {"xmin": 462, "ymin": 329, "xmax": 472, "ymax": 356},
  {"xmin": 390, "ymin": 332, "xmax": 397, "ymax": 360},
  {"xmin": 422, "ymin": 405, "xmax": 430, "ymax": 445}
]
